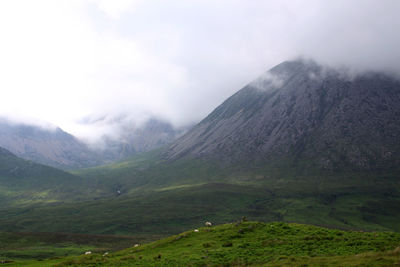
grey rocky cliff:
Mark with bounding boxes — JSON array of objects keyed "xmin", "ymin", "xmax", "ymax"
[{"xmin": 164, "ymin": 60, "xmax": 400, "ymax": 171}]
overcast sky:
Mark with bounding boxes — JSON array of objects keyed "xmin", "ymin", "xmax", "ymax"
[{"xmin": 0, "ymin": 0, "xmax": 399, "ymax": 140}]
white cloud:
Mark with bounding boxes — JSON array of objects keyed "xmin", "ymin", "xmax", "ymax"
[{"xmin": 93, "ymin": 0, "xmax": 141, "ymax": 19}]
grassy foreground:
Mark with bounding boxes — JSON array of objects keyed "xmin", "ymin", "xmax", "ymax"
[
  {"xmin": 0, "ymin": 231, "xmax": 157, "ymax": 266},
  {"xmin": 10, "ymin": 221, "xmax": 398, "ymax": 266}
]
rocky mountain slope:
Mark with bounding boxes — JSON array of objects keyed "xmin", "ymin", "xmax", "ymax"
[
  {"xmin": 165, "ymin": 60, "xmax": 400, "ymax": 171},
  {"xmin": 0, "ymin": 120, "xmax": 101, "ymax": 169},
  {"xmin": 0, "ymin": 118, "xmax": 187, "ymax": 169}
]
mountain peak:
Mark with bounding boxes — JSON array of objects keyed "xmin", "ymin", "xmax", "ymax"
[
  {"xmin": 165, "ymin": 60, "xmax": 400, "ymax": 171},
  {"xmin": 270, "ymin": 59, "xmax": 320, "ymax": 73}
]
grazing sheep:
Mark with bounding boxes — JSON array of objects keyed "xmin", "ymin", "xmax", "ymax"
[
  {"xmin": 205, "ymin": 221, "xmax": 212, "ymax": 227},
  {"xmin": 103, "ymin": 252, "xmax": 109, "ymax": 256},
  {"xmin": 194, "ymin": 229, "xmax": 199, "ymax": 232},
  {"xmin": 85, "ymin": 251, "xmax": 92, "ymax": 255},
  {"xmin": 134, "ymin": 244, "xmax": 140, "ymax": 247}
]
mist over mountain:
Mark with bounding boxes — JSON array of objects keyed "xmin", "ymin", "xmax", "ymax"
[
  {"xmin": 91, "ymin": 117, "xmax": 190, "ymax": 162},
  {"xmin": 1, "ymin": 59, "xmax": 400, "ymax": 239},
  {"xmin": 2, "ymin": 1, "xmax": 400, "ymax": 136},
  {"xmin": 0, "ymin": 119, "xmax": 101, "ymax": 169},
  {"xmin": 165, "ymin": 60, "xmax": 400, "ymax": 171},
  {"xmin": 0, "ymin": 117, "xmax": 188, "ymax": 169}
]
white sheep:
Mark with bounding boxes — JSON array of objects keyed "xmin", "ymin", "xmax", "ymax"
[
  {"xmin": 85, "ymin": 251, "xmax": 92, "ymax": 255},
  {"xmin": 205, "ymin": 221, "xmax": 212, "ymax": 227},
  {"xmin": 134, "ymin": 244, "xmax": 140, "ymax": 248},
  {"xmin": 194, "ymin": 229, "xmax": 199, "ymax": 232}
]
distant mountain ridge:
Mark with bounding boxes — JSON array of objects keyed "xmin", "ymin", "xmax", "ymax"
[
  {"xmin": 0, "ymin": 118, "xmax": 188, "ymax": 169},
  {"xmin": 165, "ymin": 60, "xmax": 400, "ymax": 171},
  {"xmin": 0, "ymin": 120, "xmax": 102, "ymax": 169}
]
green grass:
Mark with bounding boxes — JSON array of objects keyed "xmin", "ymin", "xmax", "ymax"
[
  {"xmin": 28, "ymin": 221, "xmax": 399, "ymax": 266},
  {"xmin": 0, "ymin": 231, "xmax": 156, "ymax": 265}
]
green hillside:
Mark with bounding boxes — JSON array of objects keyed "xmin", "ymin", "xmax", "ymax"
[
  {"xmin": 9, "ymin": 221, "xmax": 400, "ymax": 266},
  {"xmin": 0, "ymin": 147, "xmax": 91, "ymax": 205},
  {"xmin": 1, "ymin": 166, "xmax": 399, "ymax": 237},
  {"xmin": 0, "ymin": 231, "xmax": 147, "ymax": 263},
  {"xmin": 70, "ymin": 152, "xmax": 400, "ymax": 235}
]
